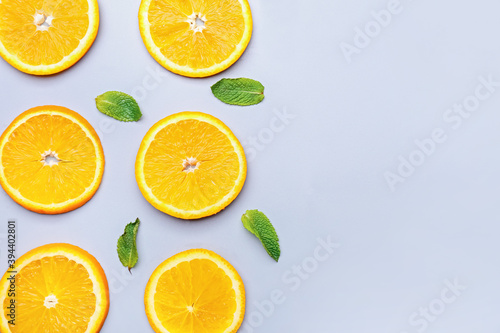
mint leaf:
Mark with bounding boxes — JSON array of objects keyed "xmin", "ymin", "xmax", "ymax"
[
  {"xmin": 241, "ymin": 210, "xmax": 280, "ymax": 261},
  {"xmin": 211, "ymin": 78, "xmax": 265, "ymax": 106},
  {"xmin": 117, "ymin": 218, "xmax": 140, "ymax": 272},
  {"xmin": 96, "ymin": 91, "xmax": 142, "ymax": 122}
]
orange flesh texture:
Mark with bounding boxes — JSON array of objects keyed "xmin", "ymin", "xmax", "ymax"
[
  {"xmin": 3, "ymin": 255, "xmax": 97, "ymax": 332},
  {"xmin": 2, "ymin": 113, "xmax": 98, "ymax": 205},
  {"xmin": 147, "ymin": 0, "xmax": 246, "ymax": 69},
  {"xmin": 153, "ymin": 258, "xmax": 238, "ymax": 332},
  {"xmin": 0, "ymin": 0, "xmax": 91, "ymax": 66},
  {"xmin": 143, "ymin": 119, "xmax": 241, "ymax": 211}
]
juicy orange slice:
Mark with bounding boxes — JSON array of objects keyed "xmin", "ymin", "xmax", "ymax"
[
  {"xmin": 135, "ymin": 112, "xmax": 246, "ymax": 219},
  {"xmin": 0, "ymin": 0, "xmax": 99, "ymax": 75},
  {"xmin": 0, "ymin": 243, "xmax": 109, "ymax": 332},
  {"xmin": 138, "ymin": 0, "xmax": 253, "ymax": 77},
  {"xmin": 145, "ymin": 249, "xmax": 245, "ymax": 333},
  {"xmin": 0, "ymin": 106, "xmax": 105, "ymax": 214}
]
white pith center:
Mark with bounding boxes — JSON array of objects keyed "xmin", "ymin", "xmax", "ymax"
[
  {"xmin": 34, "ymin": 10, "xmax": 54, "ymax": 31},
  {"xmin": 187, "ymin": 305, "xmax": 194, "ymax": 312},
  {"xmin": 44, "ymin": 294, "xmax": 58, "ymax": 309},
  {"xmin": 41, "ymin": 150, "xmax": 60, "ymax": 166},
  {"xmin": 182, "ymin": 157, "xmax": 200, "ymax": 172},
  {"xmin": 187, "ymin": 13, "xmax": 206, "ymax": 33}
]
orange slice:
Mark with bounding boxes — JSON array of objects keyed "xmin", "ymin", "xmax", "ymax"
[
  {"xmin": 0, "ymin": 243, "xmax": 109, "ymax": 332},
  {"xmin": 0, "ymin": 106, "xmax": 105, "ymax": 214},
  {"xmin": 135, "ymin": 112, "xmax": 246, "ymax": 219},
  {"xmin": 138, "ymin": 0, "xmax": 253, "ymax": 77},
  {"xmin": 0, "ymin": 0, "xmax": 99, "ymax": 75},
  {"xmin": 145, "ymin": 249, "xmax": 245, "ymax": 333}
]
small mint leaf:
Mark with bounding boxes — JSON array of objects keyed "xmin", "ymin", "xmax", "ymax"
[
  {"xmin": 117, "ymin": 218, "xmax": 140, "ymax": 272},
  {"xmin": 211, "ymin": 78, "xmax": 265, "ymax": 106},
  {"xmin": 242, "ymin": 210, "xmax": 280, "ymax": 261},
  {"xmin": 96, "ymin": 91, "xmax": 142, "ymax": 122}
]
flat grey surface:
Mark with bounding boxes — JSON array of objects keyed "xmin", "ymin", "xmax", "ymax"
[{"xmin": 1, "ymin": 0, "xmax": 500, "ymax": 332}]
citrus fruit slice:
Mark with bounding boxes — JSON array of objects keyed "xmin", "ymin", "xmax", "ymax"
[
  {"xmin": 145, "ymin": 249, "xmax": 245, "ymax": 333},
  {"xmin": 138, "ymin": 0, "xmax": 253, "ymax": 77},
  {"xmin": 0, "ymin": 106, "xmax": 105, "ymax": 214},
  {"xmin": 0, "ymin": 243, "xmax": 109, "ymax": 332},
  {"xmin": 0, "ymin": 0, "xmax": 99, "ymax": 75},
  {"xmin": 135, "ymin": 112, "xmax": 246, "ymax": 219}
]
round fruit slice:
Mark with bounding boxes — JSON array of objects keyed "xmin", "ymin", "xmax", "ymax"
[
  {"xmin": 138, "ymin": 0, "xmax": 253, "ymax": 77},
  {"xmin": 0, "ymin": 243, "xmax": 109, "ymax": 332},
  {"xmin": 145, "ymin": 249, "xmax": 245, "ymax": 333},
  {"xmin": 0, "ymin": 106, "xmax": 105, "ymax": 214},
  {"xmin": 0, "ymin": 0, "xmax": 99, "ymax": 75},
  {"xmin": 136, "ymin": 112, "xmax": 246, "ymax": 219}
]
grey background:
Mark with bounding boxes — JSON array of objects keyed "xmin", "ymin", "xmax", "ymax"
[{"xmin": 1, "ymin": 0, "xmax": 499, "ymax": 332}]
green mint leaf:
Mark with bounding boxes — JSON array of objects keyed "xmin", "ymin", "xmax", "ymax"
[
  {"xmin": 96, "ymin": 91, "xmax": 142, "ymax": 122},
  {"xmin": 241, "ymin": 210, "xmax": 280, "ymax": 261},
  {"xmin": 211, "ymin": 78, "xmax": 265, "ymax": 106},
  {"xmin": 117, "ymin": 218, "xmax": 140, "ymax": 272}
]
